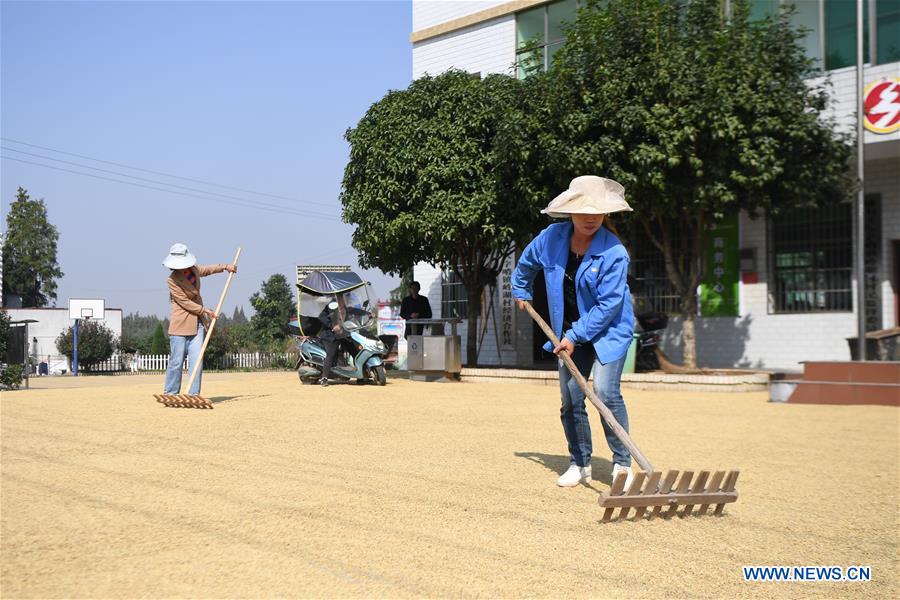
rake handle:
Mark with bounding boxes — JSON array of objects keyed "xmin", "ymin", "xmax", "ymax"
[
  {"xmin": 522, "ymin": 301, "xmax": 654, "ymax": 474},
  {"xmin": 183, "ymin": 247, "xmax": 242, "ymax": 393}
]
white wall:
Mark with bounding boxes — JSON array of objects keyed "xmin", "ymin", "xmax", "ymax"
[
  {"xmin": 871, "ymin": 159, "xmax": 900, "ymax": 330},
  {"xmin": 5, "ymin": 308, "xmax": 123, "ymax": 360},
  {"xmin": 413, "ymin": 14, "xmax": 516, "ymax": 78},
  {"xmin": 413, "ymin": 1, "xmax": 503, "ymax": 32},
  {"xmin": 815, "ymin": 62, "xmax": 900, "ymax": 145}
]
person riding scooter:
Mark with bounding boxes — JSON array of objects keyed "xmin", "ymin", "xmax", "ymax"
[
  {"xmin": 318, "ymin": 297, "xmax": 357, "ymax": 386},
  {"xmin": 293, "ymin": 270, "xmax": 388, "ymax": 387}
]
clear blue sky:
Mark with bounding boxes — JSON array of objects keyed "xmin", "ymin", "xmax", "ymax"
[{"xmin": 1, "ymin": 0, "xmax": 411, "ymax": 318}]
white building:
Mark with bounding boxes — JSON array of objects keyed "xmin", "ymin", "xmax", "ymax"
[
  {"xmin": 410, "ymin": 0, "xmax": 899, "ymax": 371},
  {"xmin": 4, "ymin": 307, "xmax": 123, "ymax": 368}
]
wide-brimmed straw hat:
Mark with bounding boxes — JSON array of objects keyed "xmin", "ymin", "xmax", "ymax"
[
  {"xmin": 162, "ymin": 243, "xmax": 197, "ymax": 269},
  {"xmin": 541, "ymin": 176, "xmax": 633, "ymax": 219}
]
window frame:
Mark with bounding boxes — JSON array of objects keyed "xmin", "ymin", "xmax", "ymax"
[
  {"xmin": 766, "ymin": 202, "xmax": 854, "ymax": 315},
  {"xmin": 441, "ymin": 268, "xmax": 468, "ymax": 319}
]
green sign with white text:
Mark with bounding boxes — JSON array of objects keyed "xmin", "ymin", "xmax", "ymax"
[{"xmin": 699, "ymin": 214, "xmax": 739, "ymax": 317}]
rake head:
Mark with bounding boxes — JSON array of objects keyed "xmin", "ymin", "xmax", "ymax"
[
  {"xmin": 153, "ymin": 394, "xmax": 214, "ymax": 409},
  {"xmin": 599, "ymin": 469, "xmax": 739, "ymax": 522}
]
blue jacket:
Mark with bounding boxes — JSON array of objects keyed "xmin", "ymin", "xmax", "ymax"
[{"xmin": 512, "ymin": 222, "xmax": 634, "ymax": 364}]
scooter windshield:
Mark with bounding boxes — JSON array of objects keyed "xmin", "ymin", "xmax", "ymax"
[
  {"xmin": 296, "ymin": 284, "xmax": 376, "ymax": 335},
  {"xmin": 338, "ymin": 284, "xmax": 375, "ymax": 331}
]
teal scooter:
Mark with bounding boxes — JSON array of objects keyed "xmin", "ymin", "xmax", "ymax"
[{"xmin": 291, "ymin": 270, "xmax": 388, "ymax": 386}]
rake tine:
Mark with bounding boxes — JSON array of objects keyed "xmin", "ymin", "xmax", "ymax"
[
  {"xmin": 682, "ymin": 470, "xmax": 710, "ymax": 517},
  {"xmin": 698, "ymin": 471, "xmax": 726, "ymax": 516},
  {"xmin": 714, "ymin": 471, "xmax": 740, "ymax": 516},
  {"xmin": 665, "ymin": 471, "xmax": 693, "ymax": 518},
  {"xmin": 602, "ymin": 472, "xmax": 629, "ymax": 522},
  {"xmin": 618, "ymin": 471, "xmax": 647, "ymax": 521},
  {"xmin": 633, "ymin": 471, "xmax": 662, "ymax": 521},
  {"xmin": 649, "ymin": 470, "xmax": 679, "ymax": 520}
]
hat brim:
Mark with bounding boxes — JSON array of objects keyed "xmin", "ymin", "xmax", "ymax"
[
  {"xmin": 540, "ymin": 189, "xmax": 633, "ymax": 218},
  {"xmin": 163, "ymin": 253, "xmax": 197, "ymax": 269}
]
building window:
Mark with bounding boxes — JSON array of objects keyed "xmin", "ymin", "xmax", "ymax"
[
  {"xmin": 768, "ymin": 203, "xmax": 853, "ymax": 314},
  {"xmin": 876, "ymin": 0, "xmax": 900, "ymax": 64},
  {"xmin": 515, "ymin": 0, "xmax": 578, "ymax": 78},
  {"xmin": 441, "ymin": 268, "xmax": 468, "ymax": 318},
  {"xmin": 788, "ymin": 0, "xmax": 824, "ymax": 69},
  {"xmin": 825, "ymin": 0, "xmax": 870, "ymax": 70},
  {"xmin": 627, "ymin": 231, "xmax": 682, "ymax": 315}
]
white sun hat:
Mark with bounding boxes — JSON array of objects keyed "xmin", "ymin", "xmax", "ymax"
[
  {"xmin": 541, "ymin": 176, "xmax": 633, "ymax": 219},
  {"xmin": 162, "ymin": 243, "xmax": 197, "ymax": 269}
]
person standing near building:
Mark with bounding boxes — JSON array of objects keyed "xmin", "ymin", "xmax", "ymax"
[
  {"xmin": 161, "ymin": 243, "xmax": 236, "ymax": 396},
  {"xmin": 512, "ymin": 176, "xmax": 636, "ymax": 489},
  {"xmin": 400, "ymin": 281, "xmax": 432, "ymax": 337}
]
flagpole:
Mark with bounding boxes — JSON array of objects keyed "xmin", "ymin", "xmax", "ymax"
[{"xmin": 855, "ymin": 0, "xmax": 866, "ymax": 361}]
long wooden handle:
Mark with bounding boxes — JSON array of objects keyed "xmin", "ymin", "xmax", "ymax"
[
  {"xmin": 522, "ymin": 301, "xmax": 654, "ymax": 473},
  {"xmin": 184, "ymin": 247, "xmax": 242, "ymax": 392}
]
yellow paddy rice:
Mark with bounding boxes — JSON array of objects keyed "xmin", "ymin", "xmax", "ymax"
[{"xmin": 1, "ymin": 372, "xmax": 897, "ymax": 598}]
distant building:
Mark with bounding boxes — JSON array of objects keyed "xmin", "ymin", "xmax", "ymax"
[{"xmin": 3, "ymin": 307, "xmax": 124, "ymax": 363}]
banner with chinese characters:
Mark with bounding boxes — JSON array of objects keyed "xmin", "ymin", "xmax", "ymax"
[
  {"xmin": 500, "ymin": 254, "xmax": 516, "ymax": 351},
  {"xmin": 699, "ymin": 214, "xmax": 739, "ymax": 317}
]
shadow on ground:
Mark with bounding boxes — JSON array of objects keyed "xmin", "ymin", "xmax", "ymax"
[
  {"xmin": 514, "ymin": 451, "xmax": 615, "ymax": 490},
  {"xmin": 208, "ymin": 394, "xmax": 271, "ymax": 404}
]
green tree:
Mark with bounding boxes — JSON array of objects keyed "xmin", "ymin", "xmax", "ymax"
[
  {"xmin": 149, "ymin": 323, "xmax": 168, "ymax": 354},
  {"xmin": 121, "ymin": 312, "xmax": 168, "ymax": 353},
  {"xmin": 55, "ymin": 320, "xmax": 117, "ymax": 371},
  {"xmin": 249, "ymin": 274, "xmax": 294, "ymax": 348},
  {"xmin": 2, "ymin": 187, "xmax": 64, "ymax": 307},
  {"xmin": 231, "ymin": 305, "xmax": 248, "ymax": 324},
  {"xmin": 500, "ymin": 0, "xmax": 851, "ymax": 367},
  {"xmin": 341, "ymin": 70, "xmax": 539, "ymax": 365}
]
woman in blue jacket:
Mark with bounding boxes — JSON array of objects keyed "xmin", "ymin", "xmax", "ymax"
[{"xmin": 512, "ymin": 176, "xmax": 635, "ymax": 488}]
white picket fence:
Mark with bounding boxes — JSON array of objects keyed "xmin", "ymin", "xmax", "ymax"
[{"xmin": 84, "ymin": 352, "xmax": 298, "ymax": 373}]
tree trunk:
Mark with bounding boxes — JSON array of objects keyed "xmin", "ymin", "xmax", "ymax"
[
  {"xmin": 682, "ymin": 311, "xmax": 697, "ymax": 369},
  {"xmin": 465, "ymin": 285, "xmax": 482, "ymax": 367}
]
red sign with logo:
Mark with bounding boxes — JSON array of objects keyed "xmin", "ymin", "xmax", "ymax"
[{"xmin": 863, "ymin": 78, "xmax": 900, "ymax": 134}]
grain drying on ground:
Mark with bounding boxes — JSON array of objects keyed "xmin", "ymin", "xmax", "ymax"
[{"xmin": 2, "ymin": 372, "xmax": 897, "ymax": 598}]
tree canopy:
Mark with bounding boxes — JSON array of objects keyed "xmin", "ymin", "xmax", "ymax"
[
  {"xmin": 341, "ymin": 70, "xmax": 540, "ymax": 363},
  {"xmin": 56, "ymin": 320, "xmax": 117, "ymax": 371},
  {"xmin": 249, "ymin": 274, "xmax": 294, "ymax": 348},
  {"xmin": 2, "ymin": 187, "xmax": 64, "ymax": 307},
  {"xmin": 499, "ymin": 0, "xmax": 851, "ymax": 366}
]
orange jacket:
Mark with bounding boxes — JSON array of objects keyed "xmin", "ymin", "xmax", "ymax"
[{"xmin": 167, "ymin": 264, "xmax": 226, "ymax": 336}]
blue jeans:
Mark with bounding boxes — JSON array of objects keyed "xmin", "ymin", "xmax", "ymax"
[
  {"xmin": 163, "ymin": 323, "xmax": 204, "ymax": 394},
  {"xmin": 558, "ymin": 344, "xmax": 631, "ymax": 468}
]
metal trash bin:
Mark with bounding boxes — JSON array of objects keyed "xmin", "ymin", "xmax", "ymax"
[{"xmin": 405, "ymin": 318, "xmax": 462, "ymax": 378}]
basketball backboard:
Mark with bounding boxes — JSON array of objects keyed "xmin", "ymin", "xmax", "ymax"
[{"xmin": 68, "ymin": 298, "xmax": 105, "ymax": 320}]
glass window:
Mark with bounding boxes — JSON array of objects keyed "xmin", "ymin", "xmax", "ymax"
[
  {"xmin": 768, "ymin": 203, "xmax": 853, "ymax": 313},
  {"xmin": 626, "ymin": 231, "xmax": 682, "ymax": 315},
  {"xmin": 548, "ymin": 0, "xmax": 577, "ymax": 43},
  {"xmin": 876, "ymin": 0, "xmax": 900, "ymax": 64},
  {"xmin": 825, "ymin": 0, "xmax": 870, "ymax": 69},
  {"xmin": 750, "ymin": 0, "xmax": 781, "ymax": 21},
  {"xmin": 516, "ymin": 5, "xmax": 545, "ymax": 49},
  {"xmin": 787, "ymin": 0, "xmax": 823, "ymax": 68},
  {"xmin": 441, "ymin": 269, "xmax": 468, "ymax": 319},
  {"xmin": 516, "ymin": 0, "xmax": 581, "ymax": 78}
]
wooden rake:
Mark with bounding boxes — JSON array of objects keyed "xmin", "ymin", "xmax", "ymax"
[
  {"xmin": 523, "ymin": 301, "xmax": 739, "ymax": 523},
  {"xmin": 155, "ymin": 247, "xmax": 241, "ymax": 410}
]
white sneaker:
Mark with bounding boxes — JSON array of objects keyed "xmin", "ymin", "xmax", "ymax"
[
  {"xmin": 612, "ymin": 464, "xmax": 635, "ymax": 491},
  {"xmin": 557, "ymin": 464, "xmax": 591, "ymax": 487}
]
